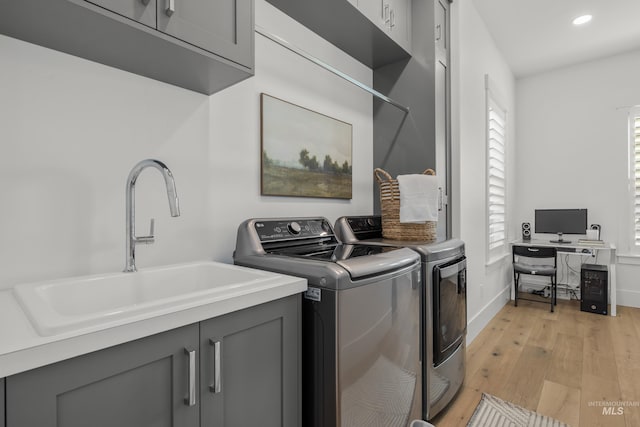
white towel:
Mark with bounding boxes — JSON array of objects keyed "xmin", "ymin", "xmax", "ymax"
[{"xmin": 397, "ymin": 174, "xmax": 439, "ymax": 223}]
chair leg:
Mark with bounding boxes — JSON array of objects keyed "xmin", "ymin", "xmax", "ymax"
[
  {"xmin": 550, "ymin": 277, "xmax": 555, "ymax": 312},
  {"xmin": 514, "ymin": 272, "xmax": 519, "ymax": 307}
]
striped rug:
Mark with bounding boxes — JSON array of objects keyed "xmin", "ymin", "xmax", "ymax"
[{"xmin": 467, "ymin": 393, "xmax": 569, "ymax": 427}]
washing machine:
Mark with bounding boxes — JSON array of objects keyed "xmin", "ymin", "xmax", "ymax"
[
  {"xmin": 234, "ymin": 217, "xmax": 422, "ymax": 427},
  {"xmin": 334, "ymin": 215, "xmax": 466, "ymax": 421}
]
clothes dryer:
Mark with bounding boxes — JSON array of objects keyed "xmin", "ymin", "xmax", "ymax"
[{"xmin": 335, "ymin": 215, "xmax": 466, "ymax": 421}]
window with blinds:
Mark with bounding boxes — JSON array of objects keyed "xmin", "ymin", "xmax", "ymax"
[
  {"xmin": 632, "ymin": 110, "xmax": 640, "ymax": 246},
  {"xmin": 487, "ymin": 97, "xmax": 507, "ymax": 256}
]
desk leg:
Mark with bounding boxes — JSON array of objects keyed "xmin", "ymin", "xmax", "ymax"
[{"xmin": 610, "ymin": 260, "xmax": 617, "ymax": 317}]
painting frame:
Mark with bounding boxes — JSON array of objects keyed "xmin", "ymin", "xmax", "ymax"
[{"xmin": 260, "ymin": 93, "xmax": 353, "ymax": 199}]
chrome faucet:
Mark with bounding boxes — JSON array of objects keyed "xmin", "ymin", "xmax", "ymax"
[{"xmin": 124, "ymin": 159, "xmax": 180, "ymax": 272}]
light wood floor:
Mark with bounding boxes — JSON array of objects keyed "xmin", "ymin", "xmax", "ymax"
[{"xmin": 431, "ymin": 299, "xmax": 640, "ymax": 427}]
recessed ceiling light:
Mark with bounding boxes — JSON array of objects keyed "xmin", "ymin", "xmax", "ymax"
[{"xmin": 572, "ymin": 14, "xmax": 593, "ymax": 26}]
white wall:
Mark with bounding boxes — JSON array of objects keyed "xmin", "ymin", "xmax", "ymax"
[
  {"xmin": 0, "ymin": 1, "xmax": 373, "ymax": 290},
  {"xmin": 516, "ymin": 49, "xmax": 640, "ymax": 308},
  {"xmin": 451, "ymin": 1, "xmax": 516, "ymax": 342},
  {"xmin": 208, "ymin": 2, "xmax": 373, "ymax": 262}
]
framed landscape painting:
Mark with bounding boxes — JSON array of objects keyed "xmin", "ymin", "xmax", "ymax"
[{"xmin": 260, "ymin": 93, "xmax": 353, "ymax": 199}]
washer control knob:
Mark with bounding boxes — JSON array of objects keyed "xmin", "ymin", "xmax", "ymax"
[{"xmin": 288, "ymin": 222, "xmax": 302, "ymax": 235}]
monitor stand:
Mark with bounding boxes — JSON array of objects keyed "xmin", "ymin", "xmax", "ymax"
[{"xmin": 550, "ymin": 232, "xmax": 571, "ymax": 244}]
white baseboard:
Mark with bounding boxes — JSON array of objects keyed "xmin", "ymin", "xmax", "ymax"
[
  {"xmin": 618, "ymin": 289, "xmax": 640, "ymax": 308},
  {"xmin": 466, "ymin": 285, "xmax": 510, "ymax": 345}
]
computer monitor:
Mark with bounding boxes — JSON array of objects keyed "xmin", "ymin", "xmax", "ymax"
[{"xmin": 534, "ymin": 209, "xmax": 588, "ymax": 243}]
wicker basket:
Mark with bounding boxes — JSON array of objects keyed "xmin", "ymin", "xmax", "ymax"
[{"xmin": 374, "ymin": 168, "xmax": 437, "ymax": 241}]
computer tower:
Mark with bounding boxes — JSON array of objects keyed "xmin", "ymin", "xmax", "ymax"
[{"xmin": 580, "ymin": 264, "xmax": 608, "ymax": 315}]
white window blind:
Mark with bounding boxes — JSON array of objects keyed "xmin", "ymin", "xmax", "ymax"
[
  {"xmin": 632, "ymin": 111, "xmax": 640, "ymax": 246},
  {"xmin": 487, "ymin": 99, "xmax": 507, "ymax": 253}
]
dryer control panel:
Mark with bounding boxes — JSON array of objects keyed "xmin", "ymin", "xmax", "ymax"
[
  {"xmin": 344, "ymin": 216, "xmax": 382, "ymax": 233},
  {"xmin": 335, "ymin": 215, "xmax": 383, "ymax": 241}
]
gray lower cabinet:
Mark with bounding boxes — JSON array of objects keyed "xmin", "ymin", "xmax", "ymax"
[
  {"xmin": 6, "ymin": 324, "xmax": 200, "ymax": 427},
  {"xmin": 200, "ymin": 295, "xmax": 301, "ymax": 427},
  {"xmin": 5, "ymin": 295, "xmax": 300, "ymax": 427}
]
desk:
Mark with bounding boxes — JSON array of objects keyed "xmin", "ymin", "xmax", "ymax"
[{"xmin": 512, "ymin": 239, "xmax": 617, "ymax": 316}]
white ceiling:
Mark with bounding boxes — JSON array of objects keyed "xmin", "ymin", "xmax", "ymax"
[{"xmin": 472, "ymin": 0, "xmax": 640, "ymax": 78}]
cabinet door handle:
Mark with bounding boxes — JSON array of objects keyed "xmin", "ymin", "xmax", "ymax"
[
  {"xmin": 389, "ymin": 9, "xmax": 395, "ymax": 29},
  {"xmin": 436, "ymin": 24, "xmax": 442, "ymax": 41},
  {"xmin": 209, "ymin": 339, "xmax": 222, "ymax": 393},
  {"xmin": 184, "ymin": 348, "xmax": 196, "ymax": 406},
  {"xmin": 166, "ymin": 0, "xmax": 175, "ymax": 16}
]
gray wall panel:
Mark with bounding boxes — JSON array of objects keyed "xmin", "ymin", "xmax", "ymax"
[
  {"xmin": 1, "ymin": 378, "xmax": 4, "ymax": 427},
  {"xmin": 373, "ymin": 0, "xmax": 451, "ymax": 239}
]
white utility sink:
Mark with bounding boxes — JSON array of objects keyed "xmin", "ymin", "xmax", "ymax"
[{"xmin": 13, "ymin": 261, "xmax": 304, "ymax": 337}]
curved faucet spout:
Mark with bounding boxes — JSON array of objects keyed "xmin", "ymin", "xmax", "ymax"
[
  {"xmin": 125, "ymin": 159, "xmax": 181, "ymax": 272},
  {"xmin": 127, "ymin": 159, "xmax": 180, "ymax": 217}
]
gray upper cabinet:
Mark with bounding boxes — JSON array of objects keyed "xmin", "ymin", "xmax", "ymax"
[
  {"xmin": 265, "ymin": 0, "xmax": 409, "ymax": 68},
  {"xmin": 358, "ymin": 0, "xmax": 411, "ymax": 54},
  {"xmin": 200, "ymin": 295, "xmax": 301, "ymax": 427},
  {"xmin": 6, "ymin": 324, "xmax": 200, "ymax": 427},
  {"xmin": 158, "ymin": 0, "xmax": 253, "ymax": 67},
  {"xmin": 0, "ymin": 0, "xmax": 254, "ymax": 94},
  {"xmin": 357, "ymin": 0, "xmax": 383, "ymax": 27},
  {"xmin": 87, "ymin": 0, "xmax": 157, "ymax": 28},
  {"xmin": 388, "ymin": 0, "xmax": 410, "ymax": 52},
  {"xmin": 85, "ymin": 0, "xmax": 252, "ymax": 68},
  {"xmin": 434, "ymin": 0, "xmax": 450, "ymax": 240},
  {"xmin": 434, "ymin": 0, "xmax": 448, "ymax": 55}
]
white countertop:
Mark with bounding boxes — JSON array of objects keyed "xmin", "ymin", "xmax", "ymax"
[{"xmin": 0, "ymin": 265, "xmax": 307, "ymax": 378}]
